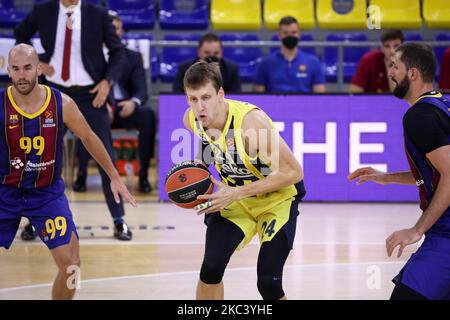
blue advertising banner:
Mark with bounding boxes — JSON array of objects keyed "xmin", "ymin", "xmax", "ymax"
[{"xmin": 158, "ymin": 94, "xmax": 419, "ymax": 202}]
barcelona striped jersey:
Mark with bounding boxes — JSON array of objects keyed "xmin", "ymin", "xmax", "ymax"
[
  {"xmin": 0, "ymin": 85, "xmax": 64, "ymax": 189},
  {"xmin": 404, "ymin": 92, "xmax": 450, "ymax": 235}
]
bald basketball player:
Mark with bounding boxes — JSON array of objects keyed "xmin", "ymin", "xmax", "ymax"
[{"xmin": 0, "ymin": 44, "xmax": 136, "ymax": 299}]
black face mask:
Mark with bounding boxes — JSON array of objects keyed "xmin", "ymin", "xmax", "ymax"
[
  {"xmin": 204, "ymin": 56, "xmax": 220, "ymax": 63},
  {"xmin": 393, "ymin": 74, "xmax": 410, "ymax": 99},
  {"xmin": 281, "ymin": 36, "xmax": 299, "ymax": 49}
]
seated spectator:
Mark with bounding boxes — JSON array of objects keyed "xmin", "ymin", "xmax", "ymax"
[
  {"xmin": 439, "ymin": 47, "xmax": 450, "ymax": 92},
  {"xmin": 350, "ymin": 29, "xmax": 404, "ymax": 93},
  {"xmin": 173, "ymin": 33, "xmax": 241, "ymax": 93},
  {"xmin": 253, "ymin": 16, "xmax": 325, "ymax": 93},
  {"xmin": 73, "ymin": 11, "xmax": 156, "ymax": 194}
]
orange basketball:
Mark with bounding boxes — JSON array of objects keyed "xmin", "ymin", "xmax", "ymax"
[{"xmin": 165, "ymin": 160, "xmax": 213, "ymax": 209}]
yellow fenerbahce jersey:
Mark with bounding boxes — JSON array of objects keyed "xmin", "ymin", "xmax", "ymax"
[{"xmin": 189, "ymin": 99, "xmax": 301, "ymax": 247}]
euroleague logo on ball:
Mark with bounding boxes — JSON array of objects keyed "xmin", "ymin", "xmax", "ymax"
[
  {"xmin": 178, "ymin": 173, "xmax": 187, "ymax": 183},
  {"xmin": 165, "ymin": 160, "xmax": 213, "ymax": 209}
]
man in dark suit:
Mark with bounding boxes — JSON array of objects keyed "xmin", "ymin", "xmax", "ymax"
[
  {"xmin": 173, "ymin": 33, "xmax": 242, "ymax": 93},
  {"xmin": 73, "ymin": 10, "xmax": 156, "ymax": 194},
  {"xmin": 14, "ymin": 0, "xmax": 132, "ymax": 241}
]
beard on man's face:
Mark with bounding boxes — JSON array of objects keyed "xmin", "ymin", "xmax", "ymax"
[
  {"xmin": 13, "ymin": 76, "xmax": 37, "ymax": 95},
  {"xmin": 392, "ymin": 74, "xmax": 410, "ymax": 99}
]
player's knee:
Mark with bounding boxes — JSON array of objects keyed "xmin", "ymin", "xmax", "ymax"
[
  {"xmin": 199, "ymin": 260, "xmax": 225, "ymax": 284},
  {"xmin": 57, "ymin": 254, "xmax": 81, "ymax": 272},
  {"xmin": 257, "ymin": 274, "xmax": 284, "ymax": 300}
]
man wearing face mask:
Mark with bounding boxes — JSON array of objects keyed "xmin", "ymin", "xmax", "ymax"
[
  {"xmin": 173, "ymin": 33, "xmax": 241, "ymax": 93},
  {"xmin": 253, "ymin": 16, "xmax": 325, "ymax": 93},
  {"xmin": 350, "ymin": 29, "xmax": 404, "ymax": 93}
]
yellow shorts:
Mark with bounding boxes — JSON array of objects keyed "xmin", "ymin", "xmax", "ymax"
[{"xmin": 220, "ymin": 196, "xmax": 299, "ymax": 250}]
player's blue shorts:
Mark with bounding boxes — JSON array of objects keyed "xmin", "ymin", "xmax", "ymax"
[
  {"xmin": 393, "ymin": 234, "xmax": 450, "ymax": 300},
  {"xmin": 0, "ymin": 181, "xmax": 78, "ymax": 250}
]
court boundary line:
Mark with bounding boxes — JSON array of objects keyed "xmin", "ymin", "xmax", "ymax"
[
  {"xmin": 11, "ymin": 240, "xmax": 396, "ymax": 246},
  {"xmin": 0, "ymin": 260, "xmax": 405, "ymax": 293}
]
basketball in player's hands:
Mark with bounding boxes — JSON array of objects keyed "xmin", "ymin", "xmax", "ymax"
[{"xmin": 165, "ymin": 160, "xmax": 213, "ymax": 208}]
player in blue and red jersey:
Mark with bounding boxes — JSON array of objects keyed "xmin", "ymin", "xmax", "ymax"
[
  {"xmin": 0, "ymin": 44, "xmax": 137, "ymax": 299},
  {"xmin": 349, "ymin": 43, "xmax": 449, "ymax": 300}
]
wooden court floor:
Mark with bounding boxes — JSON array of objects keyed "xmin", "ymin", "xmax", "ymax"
[{"xmin": 0, "ymin": 174, "xmax": 422, "ymax": 300}]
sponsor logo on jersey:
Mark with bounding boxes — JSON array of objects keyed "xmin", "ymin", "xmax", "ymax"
[
  {"xmin": 10, "ymin": 158, "xmax": 55, "ymax": 171},
  {"xmin": 45, "ymin": 110, "xmax": 53, "ymax": 119},
  {"xmin": 221, "ymin": 163, "xmax": 254, "ymax": 178},
  {"xmin": 10, "ymin": 157, "xmax": 24, "ymax": 169},
  {"xmin": 43, "ymin": 110, "xmax": 55, "ymax": 127},
  {"xmin": 210, "ymin": 144, "xmax": 254, "ymax": 179}
]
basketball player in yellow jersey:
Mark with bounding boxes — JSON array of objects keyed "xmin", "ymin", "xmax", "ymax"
[{"xmin": 182, "ymin": 61, "xmax": 306, "ymax": 300}]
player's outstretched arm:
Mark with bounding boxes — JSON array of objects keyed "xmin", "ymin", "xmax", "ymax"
[
  {"xmin": 62, "ymin": 94, "xmax": 137, "ymax": 207},
  {"xmin": 347, "ymin": 167, "xmax": 415, "ymax": 185},
  {"xmin": 197, "ymin": 109, "xmax": 303, "ymax": 214},
  {"xmin": 386, "ymin": 145, "xmax": 450, "ymax": 258}
]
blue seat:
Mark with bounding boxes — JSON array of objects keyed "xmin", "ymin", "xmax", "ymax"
[
  {"xmin": 0, "ymin": 0, "xmax": 26, "ymax": 28},
  {"xmin": 108, "ymin": 0, "xmax": 155, "ymax": 30},
  {"xmin": 159, "ymin": 0, "xmax": 209, "ymax": 30},
  {"xmin": 160, "ymin": 34, "xmax": 200, "ymax": 82},
  {"xmin": 404, "ymin": 33, "xmax": 423, "ymax": 41},
  {"xmin": 123, "ymin": 33, "xmax": 159, "ymax": 82},
  {"xmin": 34, "ymin": 0, "xmax": 101, "ymax": 3},
  {"xmin": 434, "ymin": 33, "xmax": 450, "ymax": 80},
  {"xmin": 270, "ymin": 33, "xmax": 316, "ymax": 56},
  {"xmin": 323, "ymin": 33, "xmax": 369, "ymax": 83},
  {"xmin": 220, "ymin": 33, "xmax": 262, "ymax": 82}
]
